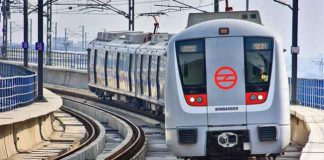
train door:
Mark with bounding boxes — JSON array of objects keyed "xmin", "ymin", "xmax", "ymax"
[{"xmin": 205, "ymin": 37, "xmax": 247, "ymax": 126}]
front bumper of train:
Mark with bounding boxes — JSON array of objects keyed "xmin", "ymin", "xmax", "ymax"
[{"xmin": 165, "ymin": 124, "xmax": 290, "ymax": 157}]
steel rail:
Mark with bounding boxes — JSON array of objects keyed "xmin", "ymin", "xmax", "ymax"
[
  {"xmin": 59, "ymin": 96, "xmax": 146, "ymax": 160},
  {"xmin": 54, "ymin": 106, "xmax": 99, "ymax": 159}
]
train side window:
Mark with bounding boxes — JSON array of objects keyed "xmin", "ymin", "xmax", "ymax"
[
  {"xmin": 123, "ymin": 53, "xmax": 130, "ymax": 91},
  {"xmin": 135, "ymin": 54, "xmax": 141, "ymax": 94},
  {"xmin": 158, "ymin": 56, "xmax": 166, "ymax": 99},
  {"xmin": 109, "ymin": 52, "xmax": 114, "ymax": 71},
  {"xmin": 143, "ymin": 55, "xmax": 150, "ymax": 96},
  {"xmin": 94, "ymin": 49, "xmax": 98, "ymax": 84},
  {"xmin": 106, "ymin": 51, "xmax": 112, "ymax": 87},
  {"xmin": 151, "ymin": 55, "xmax": 158, "ymax": 98},
  {"xmin": 124, "ymin": 54, "xmax": 130, "ymax": 77},
  {"xmin": 244, "ymin": 37, "xmax": 274, "ymax": 92},
  {"xmin": 175, "ymin": 39, "xmax": 206, "ymax": 94},
  {"xmin": 96, "ymin": 50, "xmax": 106, "ymax": 86},
  {"xmin": 111, "ymin": 51, "xmax": 117, "ymax": 87},
  {"xmin": 111, "ymin": 52, "xmax": 115, "ymax": 70}
]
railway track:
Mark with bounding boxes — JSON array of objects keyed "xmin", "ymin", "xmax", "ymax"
[
  {"xmin": 46, "ymin": 85, "xmax": 302, "ymax": 160},
  {"xmin": 61, "ymin": 96, "xmax": 147, "ymax": 160},
  {"xmin": 55, "ymin": 106, "xmax": 100, "ymax": 160},
  {"xmin": 9, "ymin": 84, "xmax": 146, "ymax": 160}
]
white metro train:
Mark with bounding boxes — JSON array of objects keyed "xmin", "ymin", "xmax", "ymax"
[{"xmin": 88, "ymin": 11, "xmax": 290, "ymax": 159}]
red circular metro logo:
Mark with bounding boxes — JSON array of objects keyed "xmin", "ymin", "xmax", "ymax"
[{"xmin": 214, "ymin": 66, "xmax": 238, "ymax": 90}]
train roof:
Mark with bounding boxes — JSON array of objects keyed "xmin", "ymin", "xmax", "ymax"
[
  {"xmin": 187, "ymin": 11, "xmax": 262, "ymax": 27},
  {"xmin": 91, "ymin": 31, "xmax": 173, "ymax": 47},
  {"xmin": 171, "ymin": 19, "xmax": 279, "ymax": 42}
]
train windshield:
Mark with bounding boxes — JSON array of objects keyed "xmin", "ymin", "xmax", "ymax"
[
  {"xmin": 245, "ymin": 37, "xmax": 273, "ymax": 92},
  {"xmin": 176, "ymin": 39, "xmax": 206, "ymax": 94}
]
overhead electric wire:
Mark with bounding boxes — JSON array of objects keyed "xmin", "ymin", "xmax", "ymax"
[
  {"xmin": 172, "ymin": 0, "xmax": 208, "ymax": 13},
  {"xmin": 5, "ymin": 0, "xmax": 217, "ymax": 16}
]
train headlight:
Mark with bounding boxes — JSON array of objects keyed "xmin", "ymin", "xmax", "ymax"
[
  {"xmin": 184, "ymin": 94, "xmax": 207, "ymax": 106},
  {"xmin": 250, "ymin": 94, "xmax": 257, "ymax": 101},
  {"xmin": 258, "ymin": 95, "xmax": 264, "ymax": 100},
  {"xmin": 196, "ymin": 97, "xmax": 203, "ymax": 103},
  {"xmin": 246, "ymin": 92, "xmax": 268, "ymax": 105},
  {"xmin": 218, "ymin": 136, "xmax": 227, "ymax": 145},
  {"xmin": 190, "ymin": 97, "xmax": 195, "ymax": 103},
  {"xmin": 218, "ymin": 132, "xmax": 238, "ymax": 148}
]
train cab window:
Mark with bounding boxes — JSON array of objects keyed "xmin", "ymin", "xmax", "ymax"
[
  {"xmin": 176, "ymin": 39, "xmax": 206, "ymax": 94},
  {"xmin": 244, "ymin": 37, "xmax": 273, "ymax": 92}
]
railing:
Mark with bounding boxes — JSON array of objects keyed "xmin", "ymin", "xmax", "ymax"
[
  {"xmin": 7, "ymin": 48, "xmax": 39, "ymax": 64},
  {"xmin": 295, "ymin": 78, "xmax": 324, "ymax": 109},
  {"xmin": 5, "ymin": 48, "xmax": 88, "ymax": 70},
  {"xmin": 49, "ymin": 50, "xmax": 88, "ymax": 70},
  {"xmin": 0, "ymin": 62, "xmax": 37, "ymax": 112}
]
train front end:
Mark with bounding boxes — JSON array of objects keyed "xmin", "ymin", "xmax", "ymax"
[{"xmin": 165, "ymin": 19, "xmax": 290, "ymax": 158}]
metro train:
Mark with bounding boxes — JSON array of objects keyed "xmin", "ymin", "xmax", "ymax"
[
  {"xmin": 88, "ymin": 31, "xmax": 170, "ymax": 115},
  {"xmin": 88, "ymin": 12, "xmax": 290, "ymax": 159}
]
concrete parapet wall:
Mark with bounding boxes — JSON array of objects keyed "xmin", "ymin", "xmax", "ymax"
[
  {"xmin": 14, "ymin": 118, "xmax": 42, "ymax": 151},
  {"xmin": 40, "ymin": 114, "xmax": 54, "ymax": 140},
  {"xmin": 290, "ymin": 115, "xmax": 309, "ymax": 146},
  {"xmin": 0, "ymin": 124, "xmax": 17, "ymax": 159},
  {"xmin": 0, "ymin": 114, "xmax": 55, "ymax": 159},
  {"xmin": 0, "ymin": 89, "xmax": 62, "ymax": 159},
  {"xmin": 34, "ymin": 66, "xmax": 88, "ymax": 89},
  {"xmin": 290, "ymin": 105, "xmax": 324, "ymax": 159}
]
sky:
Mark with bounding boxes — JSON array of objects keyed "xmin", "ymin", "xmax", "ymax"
[{"xmin": 2, "ymin": 0, "xmax": 324, "ymax": 77}]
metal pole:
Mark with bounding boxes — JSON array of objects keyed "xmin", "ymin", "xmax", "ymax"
[
  {"xmin": 37, "ymin": 0, "xmax": 44, "ymax": 100},
  {"xmin": 54, "ymin": 22, "xmax": 57, "ymax": 50},
  {"xmin": 29, "ymin": 19, "xmax": 32, "ymax": 46},
  {"xmin": 46, "ymin": 2, "xmax": 52, "ymax": 65},
  {"xmin": 9, "ymin": 21, "xmax": 12, "ymax": 46},
  {"xmin": 85, "ymin": 32, "xmax": 87, "ymax": 49},
  {"xmin": 128, "ymin": 0, "xmax": 134, "ymax": 31},
  {"xmin": 128, "ymin": 0, "xmax": 131, "ymax": 31},
  {"xmin": 291, "ymin": 0, "xmax": 299, "ymax": 104},
  {"xmin": 65, "ymin": 28, "xmax": 67, "ymax": 52},
  {"xmin": 132, "ymin": 0, "xmax": 134, "ymax": 31},
  {"xmin": 246, "ymin": 0, "xmax": 249, "ymax": 11},
  {"xmin": 214, "ymin": 0, "xmax": 219, "ymax": 12},
  {"xmin": 81, "ymin": 25, "xmax": 84, "ymax": 51},
  {"xmin": 1, "ymin": 0, "xmax": 9, "ymax": 59},
  {"xmin": 23, "ymin": 0, "xmax": 28, "ymax": 67}
]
